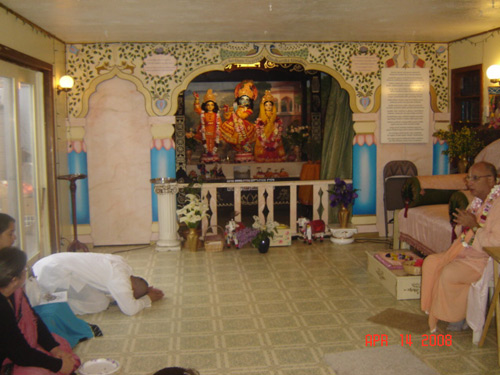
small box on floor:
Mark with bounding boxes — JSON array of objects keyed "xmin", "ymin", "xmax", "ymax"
[
  {"xmin": 270, "ymin": 225, "xmax": 292, "ymax": 247},
  {"xmin": 366, "ymin": 251, "xmax": 421, "ymax": 300}
]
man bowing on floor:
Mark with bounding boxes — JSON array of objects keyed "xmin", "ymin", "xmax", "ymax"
[{"xmin": 32, "ymin": 252, "xmax": 164, "ymax": 316}]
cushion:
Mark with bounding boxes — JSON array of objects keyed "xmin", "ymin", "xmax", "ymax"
[
  {"xmin": 417, "ymin": 174, "xmax": 467, "ymax": 190},
  {"xmin": 402, "ymin": 177, "xmax": 457, "ymax": 208}
]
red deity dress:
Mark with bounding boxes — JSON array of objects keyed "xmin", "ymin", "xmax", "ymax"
[
  {"xmin": 220, "ymin": 80, "xmax": 258, "ymax": 163},
  {"xmin": 254, "ymin": 91, "xmax": 286, "ymax": 162},
  {"xmin": 194, "ymin": 90, "xmax": 221, "ymax": 163}
]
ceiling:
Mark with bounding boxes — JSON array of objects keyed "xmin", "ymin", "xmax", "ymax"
[{"xmin": 2, "ymin": 0, "xmax": 500, "ymax": 44}]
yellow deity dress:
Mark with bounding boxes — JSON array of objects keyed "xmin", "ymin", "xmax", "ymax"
[
  {"xmin": 193, "ymin": 89, "xmax": 221, "ymax": 163},
  {"xmin": 254, "ymin": 90, "xmax": 286, "ymax": 162},
  {"xmin": 220, "ymin": 80, "xmax": 258, "ymax": 163}
]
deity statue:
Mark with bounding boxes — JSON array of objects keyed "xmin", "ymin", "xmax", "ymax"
[
  {"xmin": 193, "ymin": 89, "xmax": 221, "ymax": 163},
  {"xmin": 254, "ymin": 90, "xmax": 286, "ymax": 162},
  {"xmin": 220, "ymin": 80, "xmax": 258, "ymax": 162}
]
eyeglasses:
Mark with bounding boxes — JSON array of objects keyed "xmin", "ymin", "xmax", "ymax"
[{"xmin": 464, "ymin": 175, "xmax": 493, "ymax": 182}]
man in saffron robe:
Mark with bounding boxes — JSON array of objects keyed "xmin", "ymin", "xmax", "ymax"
[{"xmin": 421, "ymin": 161, "xmax": 500, "ymax": 332}]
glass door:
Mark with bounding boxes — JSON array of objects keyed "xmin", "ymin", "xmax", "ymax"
[{"xmin": 0, "ymin": 60, "xmax": 47, "ymax": 261}]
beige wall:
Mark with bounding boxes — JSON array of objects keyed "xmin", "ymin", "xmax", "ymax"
[
  {"xmin": 1, "ymin": 6, "xmax": 498, "ymax": 241},
  {"xmin": 0, "ymin": 10, "xmax": 72, "ymax": 247},
  {"xmin": 450, "ymin": 32, "xmax": 500, "ymax": 124}
]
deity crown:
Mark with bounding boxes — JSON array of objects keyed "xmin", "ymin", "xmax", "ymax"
[
  {"xmin": 262, "ymin": 90, "xmax": 275, "ymax": 103},
  {"xmin": 203, "ymin": 89, "xmax": 216, "ymax": 103},
  {"xmin": 236, "ymin": 81, "xmax": 257, "ymax": 100}
]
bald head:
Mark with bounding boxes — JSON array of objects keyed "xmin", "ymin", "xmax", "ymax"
[
  {"xmin": 466, "ymin": 162, "xmax": 498, "ymax": 200},
  {"xmin": 130, "ymin": 276, "xmax": 149, "ymax": 299}
]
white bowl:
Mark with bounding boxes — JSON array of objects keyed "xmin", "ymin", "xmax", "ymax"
[{"xmin": 78, "ymin": 359, "xmax": 120, "ymax": 375}]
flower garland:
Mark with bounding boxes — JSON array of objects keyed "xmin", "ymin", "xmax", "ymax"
[
  {"xmin": 256, "ymin": 118, "xmax": 283, "ymax": 150},
  {"xmin": 200, "ymin": 111, "xmax": 220, "ymax": 154},
  {"xmin": 461, "ymin": 184, "xmax": 500, "ymax": 248},
  {"xmin": 234, "ymin": 117, "xmax": 248, "ymax": 144}
]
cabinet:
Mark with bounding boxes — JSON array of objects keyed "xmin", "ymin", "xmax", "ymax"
[{"xmin": 451, "ymin": 64, "xmax": 482, "ymax": 130}]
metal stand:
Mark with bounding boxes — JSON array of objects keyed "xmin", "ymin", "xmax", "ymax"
[{"xmin": 57, "ymin": 174, "xmax": 88, "ymax": 252}]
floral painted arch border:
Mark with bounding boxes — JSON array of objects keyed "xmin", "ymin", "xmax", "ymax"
[
  {"xmin": 74, "ymin": 61, "xmax": 441, "ymax": 119},
  {"xmin": 67, "ymin": 42, "xmax": 448, "ymax": 118},
  {"xmin": 76, "ymin": 66, "xmax": 156, "ymax": 118}
]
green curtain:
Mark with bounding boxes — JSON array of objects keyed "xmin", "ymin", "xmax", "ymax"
[{"xmin": 320, "ymin": 75, "xmax": 355, "ymax": 223}]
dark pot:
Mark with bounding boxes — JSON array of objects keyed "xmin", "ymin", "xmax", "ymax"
[{"xmin": 258, "ymin": 237, "xmax": 270, "ymax": 254}]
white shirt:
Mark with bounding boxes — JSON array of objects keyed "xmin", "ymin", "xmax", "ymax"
[{"xmin": 32, "ymin": 253, "xmax": 151, "ymax": 315}]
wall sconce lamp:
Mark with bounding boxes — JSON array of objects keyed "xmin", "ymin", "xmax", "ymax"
[
  {"xmin": 57, "ymin": 75, "xmax": 74, "ymax": 95},
  {"xmin": 486, "ymin": 65, "xmax": 500, "ymax": 84}
]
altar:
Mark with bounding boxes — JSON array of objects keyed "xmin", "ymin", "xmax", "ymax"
[{"xmin": 185, "ymin": 161, "xmax": 306, "ymax": 180}]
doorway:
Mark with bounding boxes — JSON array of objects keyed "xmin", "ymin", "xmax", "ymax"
[{"xmin": 0, "ymin": 59, "xmax": 49, "ymax": 260}]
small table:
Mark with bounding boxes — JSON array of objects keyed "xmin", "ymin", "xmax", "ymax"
[
  {"xmin": 57, "ymin": 174, "xmax": 88, "ymax": 252},
  {"xmin": 478, "ymin": 246, "xmax": 500, "ymax": 365}
]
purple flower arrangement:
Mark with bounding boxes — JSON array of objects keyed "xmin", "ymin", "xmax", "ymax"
[
  {"xmin": 235, "ymin": 228, "xmax": 260, "ymax": 249},
  {"xmin": 328, "ymin": 178, "xmax": 359, "ymax": 208}
]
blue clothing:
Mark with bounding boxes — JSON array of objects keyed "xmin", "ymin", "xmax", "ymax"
[{"xmin": 33, "ymin": 302, "xmax": 93, "ymax": 348}]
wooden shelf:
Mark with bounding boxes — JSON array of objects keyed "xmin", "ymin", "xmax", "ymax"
[{"xmin": 451, "ymin": 64, "xmax": 483, "ymax": 130}]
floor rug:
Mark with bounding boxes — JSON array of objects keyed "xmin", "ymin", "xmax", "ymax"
[
  {"xmin": 324, "ymin": 345, "xmax": 439, "ymax": 375},
  {"xmin": 367, "ymin": 307, "xmax": 429, "ymax": 334}
]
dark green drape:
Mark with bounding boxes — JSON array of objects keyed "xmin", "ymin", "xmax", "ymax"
[
  {"xmin": 320, "ymin": 76, "xmax": 354, "ymax": 179},
  {"xmin": 320, "ymin": 75, "xmax": 355, "ymax": 223}
]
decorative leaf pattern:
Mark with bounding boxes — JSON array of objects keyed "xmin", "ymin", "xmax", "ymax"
[{"xmin": 66, "ymin": 42, "xmax": 448, "ymax": 117}]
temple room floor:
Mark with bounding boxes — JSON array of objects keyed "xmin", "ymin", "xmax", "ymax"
[{"xmin": 73, "ymin": 237, "xmax": 500, "ymax": 375}]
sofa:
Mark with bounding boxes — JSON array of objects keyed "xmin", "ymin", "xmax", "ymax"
[
  {"xmin": 395, "ymin": 137, "xmax": 500, "ymax": 255},
  {"xmin": 395, "ymin": 174, "xmax": 471, "ymax": 255}
]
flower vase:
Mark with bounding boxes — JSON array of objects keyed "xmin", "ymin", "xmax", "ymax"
[
  {"xmin": 338, "ymin": 205, "xmax": 350, "ymax": 228},
  {"xmin": 186, "ymin": 149, "xmax": 193, "ymax": 164},
  {"xmin": 258, "ymin": 237, "xmax": 270, "ymax": 254},
  {"xmin": 293, "ymin": 145, "xmax": 301, "ymax": 161},
  {"xmin": 186, "ymin": 227, "xmax": 199, "ymax": 251}
]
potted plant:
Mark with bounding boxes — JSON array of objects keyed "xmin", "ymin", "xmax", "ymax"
[
  {"xmin": 328, "ymin": 178, "xmax": 358, "ymax": 228},
  {"xmin": 251, "ymin": 215, "xmax": 279, "ymax": 253},
  {"xmin": 433, "ymin": 127, "xmax": 483, "ymax": 172},
  {"xmin": 176, "ymin": 193, "xmax": 208, "ymax": 251}
]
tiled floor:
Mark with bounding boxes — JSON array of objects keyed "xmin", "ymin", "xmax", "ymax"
[{"xmin": 73, "ymin": 239, "xmax": 500, "ymax": 375}]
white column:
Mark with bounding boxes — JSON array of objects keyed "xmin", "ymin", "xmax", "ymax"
[{"xmin": 151, "ymin": 178, "xmax": 181, "ymax": 251}]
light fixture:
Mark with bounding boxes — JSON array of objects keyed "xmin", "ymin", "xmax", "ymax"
[
  {"xmin": 57, "ymin": 75, "xmax": 74, "ymax": 95},
  {"xmin": 486, "ymin": 65, "xmax": 500, "ymax": 84}
]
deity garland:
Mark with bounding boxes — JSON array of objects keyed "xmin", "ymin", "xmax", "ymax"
[{"xmin": 220, "ymin": 80, "xmax": 258, "ymax": 163}]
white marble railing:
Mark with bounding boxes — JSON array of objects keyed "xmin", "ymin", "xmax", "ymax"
[{"xmin": 181, "ymin": 179, "xmax": 345, "ymax": 236}]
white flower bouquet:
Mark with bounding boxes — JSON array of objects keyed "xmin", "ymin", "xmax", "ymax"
[
  {"xmin": 251, "ymin": 215, "xmax": 279, "ymax": 247},
  {"xmin": 176, "ymin": 194, "xmax": 209, "ymax": 228}
]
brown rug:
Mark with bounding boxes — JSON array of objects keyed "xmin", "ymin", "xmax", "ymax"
[{"xmin": 367, "ymin": 308, "xmax": 429, "ymax": 334}]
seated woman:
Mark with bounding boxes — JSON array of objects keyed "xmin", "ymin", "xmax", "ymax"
[
  {"xmin": 0, "ymin": 246, "xmax": 79, "ymax": 375},
  {"xmin": 0, "ymin": 213, "xmax": 96, "ymax": 348}
]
